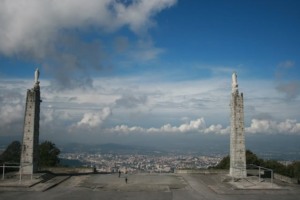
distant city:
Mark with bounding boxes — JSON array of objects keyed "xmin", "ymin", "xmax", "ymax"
[
  {"xmin": 1, "ymin": 141, "xmax": 299, "ymax": 174},
  {"xmin": 60, "ymin": 152, "xmax": 222, "ymax": 173},
  {"xmin": 54, "ymin": 142, "xmax": 299, "ymax": 173}
]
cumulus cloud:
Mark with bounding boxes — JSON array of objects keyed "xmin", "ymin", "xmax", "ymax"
[
  {"xmin": 0, "ymin": 82, "xmax": 26, "ymax": 134},
  {"xmin": 0, "ymin": 104, "xmax": 23, "ymax": 127},
  {"xmin": 158, "ymin": 119, "xmax": 230, "ymax": 135},
  {"xmin": 0, "ymin": 0, "xmax": 177, "ymax": 89},
  {"xmin": 106, "ymin": 111, "xmax": 300, "ymax": 135},
  {"xmin": 0, "ymin": 103, "xmax": 24, "ymax": 136},
  {"xmin": 246, "ymin": 119, "xmax": 300, "ymax": 135},
  {"xmin": 114, "ymin": 0, "xmax": 177, "ymax": 33},
  {"xmin": 1, "ymin": 75, "xmax": 299, "ymax": 139},
  {"xmin": 109, "ymin": 124, "xmax": 145, "ymax": 135},
  {"xmin": 70, "ymin": 107, "xmax": 111, "ymax": 131},
  {"xmin": 0, "ymin": 0, "xmax": 176, "ymax": 55},
  {"xmin": 41, "ymin": 105, "xmax": 73, "ymax": 125},
  {"xmin": 204, "ymin": 124, "xmax": 230, "ymax": 135},
  {"xmin": 108, "ymin": 118, "xmax": 300, "ymax": 136},
  {"xmin": 108, "ymin": 117, "xmax": 230, "ymax": 135}
]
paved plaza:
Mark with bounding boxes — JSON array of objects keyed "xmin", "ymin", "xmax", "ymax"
[{"xmin": 0, "ymin": 173, "xmax": 300, "ymax": 200}]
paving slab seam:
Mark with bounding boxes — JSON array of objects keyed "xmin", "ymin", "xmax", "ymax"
[{"xmin": 42, "ymin": 176, "xmax": 71, "ymax": 192}]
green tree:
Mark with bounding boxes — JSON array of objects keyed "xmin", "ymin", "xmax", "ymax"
[
  {"xmin": 214, "ymin": 155, "xmax": 230, "ymax": 169},
  {"xmin": 39, "ymin": 141, "xmax": 60, "ymax": 167},
  {"xmin": 214, "ymin": 150, "xmax": 300, "ymax": 179},
  {"xmin": 289, "ymin": 161, "xmax": 300, "ymax": 180},
  {"xmin": 215, "ymin": 150, "xmax": 264, "ymax": 169},
  {"xmin": 263, "ymin": 160, "xmax": 288, "ymax": 176},
  {"xmin": 0, "ymin": 141, "xmax": 21, "ymax": 163},
  {"xmin": 245, "ymin": 150, "xmax": 264, "ymax": 166}
]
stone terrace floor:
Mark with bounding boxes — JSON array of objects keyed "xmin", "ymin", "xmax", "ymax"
[{"xmin": 1, "ymin": 173, "xmax": 300, "ymax": 200}]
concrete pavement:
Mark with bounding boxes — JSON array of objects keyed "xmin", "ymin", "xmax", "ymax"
[{"xmin": 1, "ymin": 173, "xmax": 300, "ymax": 200}]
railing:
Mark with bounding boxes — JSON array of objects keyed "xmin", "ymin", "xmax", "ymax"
[
  {"xmin": 247, "ymin": 164, "xmax": 274, "ymax": 186},
  {"xmin": 1, "ymin": 162, "xmax": 33, "ymax": 182},
  {"xmin": 229, "ymin": 164, "xmax": 274, "ymax": 187}
]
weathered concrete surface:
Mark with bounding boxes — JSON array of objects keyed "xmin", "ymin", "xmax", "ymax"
[
  {"xmin": 20, "ymin": 69, "xmax": 41, "ymax": 174},
  {"xmin": 0, "ymin": 173, "xmax": 69, "ymax": 192},
  {"xmin": 1, "ymin": 173, "xmax": 300, "ymax": 200},
  {"xmin": 40, "ymin": 167, "xmax": 94, "ymax": 174},
  {"xmin": 175, "ymin": 169, "xmax": 228, "ymax": 174},
  {"xmin": 230, "ymin": 72, "xmax": 247, "ymax": 178}
]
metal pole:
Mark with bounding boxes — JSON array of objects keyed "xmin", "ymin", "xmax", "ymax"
[
  {"xmin": 259, "ymin": 166, "xmax": 261, "ymax": 182},
  {"xmin": 271, "ymin": 170, "xmax": 273, "ymax": 187},
  {"xmin": 19, "ymin": 165, "xmax": 22, "ymax": 183},
  {"xmin": 31, "ymin": 165, "xmax": 33, "ymax": 180},
  {"xmin": 2, "ymin": 163, "xmax": 5, "ymax": 180}
]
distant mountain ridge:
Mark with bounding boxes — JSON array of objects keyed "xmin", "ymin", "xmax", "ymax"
[{"xmin": 2, "ymin": 134, "xmax": 300, "ymax": 160}]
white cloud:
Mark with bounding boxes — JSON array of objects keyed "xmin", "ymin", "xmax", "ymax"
[
  {"xmin": 0, "ymin": 1, "xmax": 177, "ymax": 89},
  {"xmin": 0, "ymin": 0, "xmax": 177, "ymax": 56},
  {"xmin": 0, "ymin": 80, "xmax": 26, "ymax": 132},
  {"xmin": 246, "ymin": 119, "xmax": 300, "ymax": 135},
  {"xmin": 0, "ymin": 104, "xmax": 23, "ymax": 126},
  {"xmin": 177, "ymin": 118, "xmax": 206, "ymax": 132},
  {"xmin": 109, "ymin": 125, "xmax": 146, "ymax": 135},
  {"xmin": 41, "ymin": 106, "xmax": 73, "ymax": 125},
  {"xmin": 108, "ymin": 118, "xmax": 300, "ymax": 136},
  {"xmin": 1, "ymin": 75, "xmax": 300, "ymax": 138},
  {"xmin": 108, "ymin": 117, "xmax": 230, "ymax": 135},
  {"xmin": 204, "ymin": 124, "xmax": 230, "ymax": 135},
  {"xmin": 70, "ymin": 107, "xmax": 111, "ymax": 131},
  {"xmin": 114, "ymin": 0, "xmax": 177, "ymax": 33}
]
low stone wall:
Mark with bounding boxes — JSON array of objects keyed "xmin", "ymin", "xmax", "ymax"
[
  {"xmin": 41, "ymin": 167, "xmax": 95, "ymax": 174},
  {"xmin": 174, "ymin": 169, "xmax": 228, "ymax": 174},
  {"xmin": 175, "ymin": 169, "xmax": 299, "ymax": 184},
  {"xmin": 274, "ymin": 173, "xmax": 298, "ymax": 184}
]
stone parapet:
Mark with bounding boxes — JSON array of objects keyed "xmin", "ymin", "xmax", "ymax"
[{"xmin": 174, "ymin": 169, "xmax": 228, "ymax": 174}]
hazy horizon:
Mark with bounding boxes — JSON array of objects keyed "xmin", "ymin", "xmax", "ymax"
[{"xmin": 1, "ymin": 133, "xmax": 300, "ymax": 161}]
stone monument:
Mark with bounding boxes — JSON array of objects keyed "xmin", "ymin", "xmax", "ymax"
[
  {"xmin": 229, "ymin": 72, "xmax": 247, "ymax": 178},
  {"xmin": 20, "ymin": 68, "xmax": 41, "ymax": 174}
]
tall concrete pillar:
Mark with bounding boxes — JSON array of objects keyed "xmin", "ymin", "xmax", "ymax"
[
  {"xmin": 229, "ymin": 72, "xmax": 247, "ymax": 178},
  {"xmin": 20, "ymin": 69, "xmax": 41, "ymax": 174}
]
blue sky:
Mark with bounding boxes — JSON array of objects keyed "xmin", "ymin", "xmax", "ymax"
[{"xmin": 0, "ymin": 0, "xmax": 300, "ymax": 154}]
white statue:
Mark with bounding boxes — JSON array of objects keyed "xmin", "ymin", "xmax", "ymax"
[
  {"xmin": 232, "ymin": 72, "xmax": 238, "ymax": 92},
  {"xmin": 34, "ymin": 68, "xmax": 39, "ymax": 84}
]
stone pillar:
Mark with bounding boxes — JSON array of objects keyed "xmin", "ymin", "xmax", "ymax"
[
  {"xmin": 20, "ymin": 69, "xmax": 41, "ymax": 174},
  {"xmin": 229, "ymin": 72, "xmax": 247, "ymax": 178}
]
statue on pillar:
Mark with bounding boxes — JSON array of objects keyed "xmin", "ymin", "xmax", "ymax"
[
  {"xmin": 34, "ymin": 68, "xmax": 40, "ymax": 87},
  {"xmin": 232, "ymin": 72, "xmax": 238, "ymax": 93}
]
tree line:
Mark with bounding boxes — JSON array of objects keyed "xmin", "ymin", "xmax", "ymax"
[
  {"xmin": 214, "ymin": 150, "xmax": 300, "ymax": 180},
  {"xmin": 0, "ymin": 140, "xmax": 60, "ymax": 169}
]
